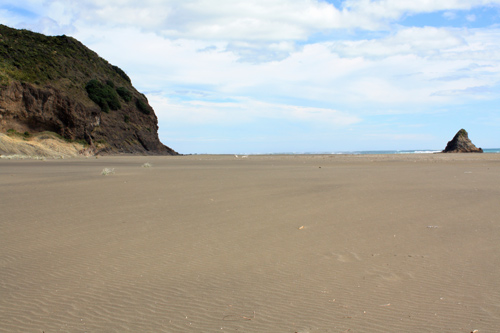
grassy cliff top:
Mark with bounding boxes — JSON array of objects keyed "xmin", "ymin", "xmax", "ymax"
[{"xmin": 0, "ymin": 24, "xmax": 131, "ymax": 91}]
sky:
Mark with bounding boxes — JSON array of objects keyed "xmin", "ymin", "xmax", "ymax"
[{"xmin": 1, "ymin": 0, "xmax": 500, "ymax": 154}]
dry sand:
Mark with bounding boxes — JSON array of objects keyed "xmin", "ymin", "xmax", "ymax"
[
  {"xmin": 0, "ymin": 133, "xmax": 87, "ymax": 159},
  {"xmin": 1, "ymin": 153, "xmax": 500, "ymax": 332}
]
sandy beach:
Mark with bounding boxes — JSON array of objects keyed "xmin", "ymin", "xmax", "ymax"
[{"xmin": 1, "ymin": 153, "xmax": 500, "ymax": 332}]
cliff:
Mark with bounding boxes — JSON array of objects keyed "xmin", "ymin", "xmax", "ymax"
[
  {"xmin": 442, "ymin": 129, "xmax": 483, "ymax": 153},
  {"xmin": 0, "ymin": 24, "xmax": 177, "ymax": 155}
]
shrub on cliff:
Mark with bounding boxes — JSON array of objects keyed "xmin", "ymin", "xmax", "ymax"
[
  {"xmin": 85, "ymin": 79, "xmax": 121, "ymax": 112},
  {"xmin": 136, "ymin": 98, "xmax": 151, "ymax": 115},
  {"xmin": 116, "ymin": 87, "xmax": 132, "ymax": 102}
]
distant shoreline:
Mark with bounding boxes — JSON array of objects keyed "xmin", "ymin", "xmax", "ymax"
[
  {"xmin": 2, "ymin": 146, "xmax": 499, "ymax": 160},
  {"xmin": 189, "ymin": 148, "xmax": 500, "ymax": 156}
]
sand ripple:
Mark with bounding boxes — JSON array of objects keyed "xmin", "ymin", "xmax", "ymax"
[{"xmin": 1, "ymin": 155, "xmax": 500, "ymax": 331}]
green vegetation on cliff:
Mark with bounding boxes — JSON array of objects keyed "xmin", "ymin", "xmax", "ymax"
[
  {"xmin": 0, "ymin": 24, "xmax": 142, "ymax": 114},
  {"xmin": 0, "ymin": 24, "xmax": 178, "ymax": 155},
  {"xmin": 85, "ymin": 79, "xmax": 122, "ymax": 112},
  {"xmin": 0, "ymin": 24, "xmax": 160, "ymax": 118},
  {"xmin": 0, "ymin": 24, "xmax": 130, "ymax": 88},
  {"xmin": 116, "ymin": 87, "xmax": 132, "ymax": 102}
]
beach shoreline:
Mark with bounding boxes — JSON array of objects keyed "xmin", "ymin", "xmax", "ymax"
[{"xmin": 1, "ymin": 154, "xmax": 499, "ymax": 332}]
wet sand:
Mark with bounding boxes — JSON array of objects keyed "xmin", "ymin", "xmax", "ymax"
[{"xmin": 1, "ymin": 153, "xmax": 500, "ymax": 332}]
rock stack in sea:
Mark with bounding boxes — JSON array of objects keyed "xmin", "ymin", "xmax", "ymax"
[{"xmin": 442, "ymin": 129, "xmax": 483, "ymax": 153}]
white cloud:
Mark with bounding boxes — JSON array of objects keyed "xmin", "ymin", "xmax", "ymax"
[
  {"xmin": 62, "ymin": 0, "xmax": 343, "ymax": 41},
  {"xmin": 9, "ymin": 0, "xmax": 500, "ymax": 40},
  {"xmin": 466, "ymin": 14, "xmax": 477, "ymax": 22},
  {"xmin": 443, "ymin": 11, "xmax": 458, "ymax": 20},
  {"xmin": 5, "ymin": 0, "xmax": 500, "ymax": 64},
  {"xmin": 147, "ymin": 94, "xmax": 361, "ymax": 126},
  {"xmin": 330, "ymin": 27, "xmax": 466, "ymax": 58},
  {"xmin": 343, "ymin": 0, "xmax": 500, "ymax": 22},
  {"xmin": 71, "ymin": 22, "xmax": 500, "ymax": 118}
]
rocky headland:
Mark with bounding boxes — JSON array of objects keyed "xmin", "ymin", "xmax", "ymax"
[{"xmin": 0, "ymin": 25, "xmax": 177, "ymax": 156}]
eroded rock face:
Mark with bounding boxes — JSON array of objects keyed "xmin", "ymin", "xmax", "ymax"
[
  {"xmin": 0, "ymin": 82, "xmax": 177, "ymax": 155},
  {"xmin": 442, "ymin": 129, "xmax": 483, "ymax": 153},
  {"xmin": 1, "ymin": 81, "xmax": 96, "ymax": 139}
]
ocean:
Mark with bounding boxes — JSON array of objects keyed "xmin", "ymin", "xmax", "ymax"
[
  {"xmin": 263, "ymin": 148, "xmax": 500, "ymax": 155},
  {"xmin": 197, "ymin": 148, "xmax": 500, "ymax": 155},
  {"xmin": 328, "ymin": 148, "xmax": 500, "ymax": 155}
]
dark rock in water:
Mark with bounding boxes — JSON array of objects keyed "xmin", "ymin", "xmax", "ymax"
[
  {"xmin": 0, "ymin": 24, "xmax": 178, "ymax": 155},
  {"xmin": 442, "ymin": 129, "xmax": 483, "ymax": 153}
]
